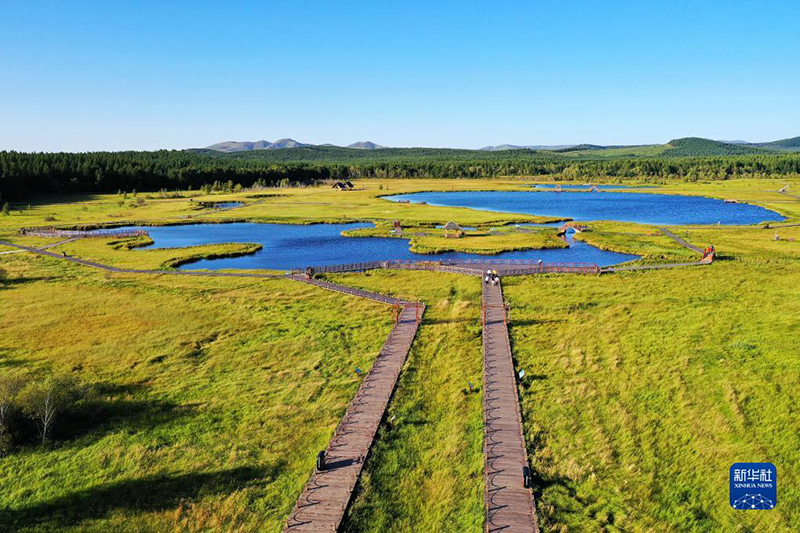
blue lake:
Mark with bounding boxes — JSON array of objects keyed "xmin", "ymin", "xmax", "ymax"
[
  {"xmin": 385, "ymin": 191, "xmax": 784, "ymax": 226},
  {"xmin": 121, "ymin": 222, "xmax": 637, "ymax": 270},
  {"xmin": 531, "ymin": 184, "xmax": 654, "ymax": 190}
]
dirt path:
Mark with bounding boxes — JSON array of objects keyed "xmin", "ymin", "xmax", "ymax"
[{"xmin": 0, "ymin": 241, "xmax": 283, "ymax": 279}]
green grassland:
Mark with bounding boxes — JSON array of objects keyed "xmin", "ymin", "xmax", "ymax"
[
  {"xmin": 0, "ymin": 177, "xmax": 799, "ymax": 531},
  {"xmin": 505, "ymin": 254, "xmax": 800, "ymax": 531},
  {"xmin": 343, "ymin": 222, "xmax": 568, "ymax": 255},
  {"xmin": 0, "ymin": 253, "xmax": 392, "ymax": 532}
]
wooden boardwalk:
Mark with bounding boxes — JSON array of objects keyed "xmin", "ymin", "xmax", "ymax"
[
  {"xmin": 482, "ymin": 280, "xmax": 539, "ymax": 533},
  {"xmin": 4, "ymin": 238, "xmax": 722, "ymax": 532},
  {"xmin": 285, "ymin": 277, "xmax": 424, "ymax": 531},
  {"xmin": 659, "ymin": 227, "xmax": 704, "ymax": 253},
  {"xmin": 601, "ymin": 261, "xmax": 709, "ymax": 273}
]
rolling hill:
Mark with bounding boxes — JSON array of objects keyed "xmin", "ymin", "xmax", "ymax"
[
  {"xmin": 198, "ymin": 136, "xmax": 800, "ymax": 160},
  {"xmin": 205, "ymin": 138, "xmax": 312, "ymax": 152},
  {"xmin": 753, "ymin": 136, "xmax": 800, "ymax": 151},
  {"xmin": 205, "ymin": 139, "xmax": 386, "ymax": 152},
  {"xmin": 347, "ymin": 141, "xmax": 386, "ymax": 150}
]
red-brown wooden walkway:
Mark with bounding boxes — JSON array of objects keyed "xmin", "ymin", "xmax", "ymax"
[
  {"xmin": 482, "ymin": 280, "xmax": 539, "ymax": 532},
  {"xmin": 284, "ymin": 277, "xmax": 424, "ymax": 532}
]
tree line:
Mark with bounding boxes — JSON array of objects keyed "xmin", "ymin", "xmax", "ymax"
[{"xmin": 2, "ymin": 149, "xmax": 800, "ymax": 201}]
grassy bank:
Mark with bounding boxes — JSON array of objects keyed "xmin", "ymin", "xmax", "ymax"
[{"xmin": 343, "ymin": 222, "xmax": 568, "ymax": 255}]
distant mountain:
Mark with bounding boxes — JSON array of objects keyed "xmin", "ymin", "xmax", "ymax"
[
  {"xmin": 205, "ymin": 138, "xmax": 312, "ymax": 152},
  {"xmin": 479, "ymin": 144, "xmax": 576, "ymax": 151},
  {"xmin": 752, "ymin": 136, "xmax": 800, "ymax": 151},
  {"xmin": 714, "ymin": 137, "xmax": 800, "ymax": 151},
  {"xmin": 205, "ymin": 138, "xmax": 387, "ymax": 152},
  {"xmin": 203, "ymin": 136, "xmax": 799, "ymax": 155},
  {"xmin": 347, "ymin": 141, "xmax": 385, "ymax": 150}
]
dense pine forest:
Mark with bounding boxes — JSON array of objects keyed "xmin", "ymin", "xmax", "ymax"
[{"xmin": 2, "ymin": 146, "xmax": 800, "ymax": 201}]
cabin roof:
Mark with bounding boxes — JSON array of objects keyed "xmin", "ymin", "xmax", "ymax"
[{"xmin": 443, "ymin": 221, "xmax": 462, "ymax": 230}]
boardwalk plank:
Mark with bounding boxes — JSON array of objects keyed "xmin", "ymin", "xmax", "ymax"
[
  {"xmin": 482, "ymin": 280, "xmax": 538, "ymax": 533},
  {"xmin": 284, "ymin": 278, "xmax": 424, "ymax": 532}
]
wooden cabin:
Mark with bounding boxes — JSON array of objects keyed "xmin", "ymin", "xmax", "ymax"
[
  {"xmin": 332, "ymin": 181, "xmax": 354, "ymax": 191},
  {"xmin": 443, "ymin": 221, "xmax": 464, "ymax": 238}
]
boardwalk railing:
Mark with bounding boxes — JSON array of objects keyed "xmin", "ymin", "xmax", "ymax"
[
  {"xmin": 295, "ymin": 260, "xmax": 600, "ymax": 276},
  {"xmin": 502, "ymin": 262, "xmax": 600, "ymax": 275},
  {"xmin": 20, "ymin": 227, "xmax": 149, "ymax": 239}
]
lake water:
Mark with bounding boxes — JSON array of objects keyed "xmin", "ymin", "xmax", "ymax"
[
  {"xmin": 385, "ymin": 191, "xmax": 784, "ymax": 226},
  {"xmin": 531, "ymin": 184, "xmax": 654, "ymax": 190},
  {"xmin": 120, "ymin": 222, "xmax": 637, "ymax": 270}
]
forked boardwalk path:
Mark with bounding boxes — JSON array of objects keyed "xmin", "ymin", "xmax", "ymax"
[
  {"xmin": 5, "ymin": 238, "xmax": 722, "ymax": 531},
  {"xmin": 482, "ymin": 281, "xmax": 539, "ymax": 532},
  {"xmin": 285, "ymin": 276, "xmax": 425, "ymax": 532}
]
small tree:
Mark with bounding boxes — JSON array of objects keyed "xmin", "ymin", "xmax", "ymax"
[
  {"xmin": 1, "ymin": 202, "xmax": 10, "ymax": 216},
  {"xmin": 19, "ymin": 374, "xmax": 85, "ymax": 445}
]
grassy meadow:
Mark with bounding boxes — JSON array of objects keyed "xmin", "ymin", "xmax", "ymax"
[
  {"xmin": 0, "ymin": 252, "xmax": 392, "ymax": 532},
  {"xmin": 0, "ymin": 177, "xmax": 798, "ymax": 531},
  {"xmin": 505, "ymin": 258, "xmax": 799, "ymax": 531}
]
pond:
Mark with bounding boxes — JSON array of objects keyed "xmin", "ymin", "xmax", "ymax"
[
  {"xmin": 384, "ymin": 191, "xmax": 784, "ymax": 226},
  {"xmin": 120, "ymin": 222, "xmax": 637, "ymax": 270}
]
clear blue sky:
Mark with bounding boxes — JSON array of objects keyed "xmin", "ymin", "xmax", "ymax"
[{"xmin": 2, "ymin": 1, "xmax": 798, "ymax": 151}]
